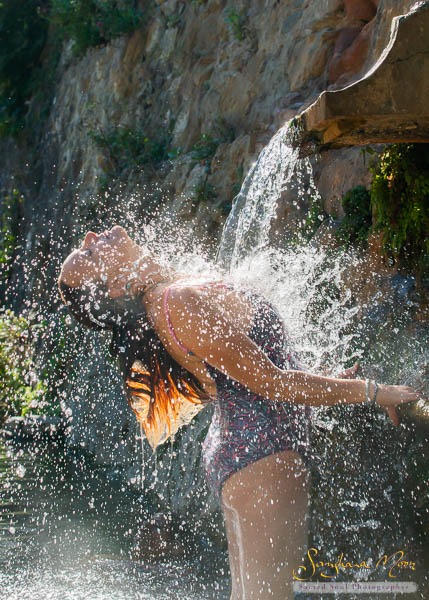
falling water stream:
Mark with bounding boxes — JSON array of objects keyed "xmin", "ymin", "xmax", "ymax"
[{"xmin": 1, "ymin": 120, "xmax": 428, "ymax": 599}]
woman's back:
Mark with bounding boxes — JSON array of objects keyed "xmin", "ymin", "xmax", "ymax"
[{"xmin": 201, "ymin": 294, "xmax": 314, "ymax": 498}]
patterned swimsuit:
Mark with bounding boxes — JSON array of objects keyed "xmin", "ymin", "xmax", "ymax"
[{"xmin": 163, "ymin": 284, "xmax": 314, "ymax": 499}]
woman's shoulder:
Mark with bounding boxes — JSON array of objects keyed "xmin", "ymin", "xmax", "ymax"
[
  {"xmin": 152, "ymin": 277, "xmax": 211, "ymax": 321},
  {"xmin": 163, "ymin": 279, "xmax": 221, "ymax": 312},
  {"xmin": 164, "ymin": 276, "xmax": 230, "ymax": 297}
]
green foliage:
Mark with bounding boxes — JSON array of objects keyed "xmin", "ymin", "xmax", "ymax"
[
  {"xmin": 166, "ymin": 13, "xmax": 181, "ymax": 28},
  {"xmin": 0, "ymin": 0, "xmax": 49, "ymax": 136},
  {"xmin": 190, "ymin": 118, "xmax": 235, "ymax": 166},
  {"xmin": 30, "ymin": 37, "xmax": 63, "ymax": 129},
  {"xmin": 224, "ymin": 7, "xmax": 247, "ymax": 42},
  {"xmin": 335, "ymin": 185, "xmax": 372, "ymax": 246},
  {"xmin": 89, "ymin": 126, "xmax": 174, "ymax": 183},
  {"xmin": 0, "ymin": 310, "xmax": 45, "ymax": 421},
  {"xmin": 0, "ymin": 309, "xmax": 76, "ymax": 423},
  {"xmin": 190, "ymin": 133, "xmax": 219, "ymax": 163},
  {"xmin": 50, "ymin": 0, "xmax": 143, "ymax": 57},
  {"xmin": 0, "ymin": 189, "xmax": 23, "ymax": 281},
  {"xmin": 212, "ymin": 115, "xmax": 236, "ymax": 145},
  {"xmin": 192, "ymin": 178, "xmax": 217, "ymax": 204},
  {"xmin": 370, "ymin": 144, "xmax": 429, "ymax": 267},
  {"xmin": 91, "ymin": 117, "xmax": 234, "ymax": 192},
  {"xmin": 167, "ymin": 146, "xmax": 183, "ymax": 160},
  {"xmin": 300, "ymin": 198, "xmax": 328, "ymax": 242},
  {"xmin": 360, "ymin": 144, "xmax": 376, "ymax": 167},
  {"xmin": 0, "ymin": 1, "xmax": 143, "ymax": 133},
  {"xmin": 37, "ymin": 315, "xmax": 78, "ymax": 413}
]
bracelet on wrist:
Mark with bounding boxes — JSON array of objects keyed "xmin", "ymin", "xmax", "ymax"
[
  {"xmin": 365, "ymin": 378, "xmax": 378, "ymax": 405},
  {"xmin": 365, "ymin": 378, "xmax": 370, "ymax": 403},
  {"xmin": 372, "ymin": 380, "xmax": 378, "ymax": 405}
]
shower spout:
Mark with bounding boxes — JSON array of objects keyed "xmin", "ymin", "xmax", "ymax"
[{"xmin": 295, "ymin": 3, "xmax": 429, "ymax": 150}]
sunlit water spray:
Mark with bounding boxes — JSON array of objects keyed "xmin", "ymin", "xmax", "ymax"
[
  {"xmin": 2, "ymin": 118, "xmax": 428, "ymax": 598},
  {"xmin": 0, "ymin": 441, "xmax": 229, "ymax": 600},
  {"xmin": 1, "ymin": 190, "xmax": 231, "ymax": 598}
]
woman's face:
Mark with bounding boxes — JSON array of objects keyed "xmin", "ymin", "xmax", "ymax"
[{"xmin": 60, "ymin": 225, "xmax": 141, "ymax": 288}]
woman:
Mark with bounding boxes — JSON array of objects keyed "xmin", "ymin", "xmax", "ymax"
[{"xmin": 58, "ymin": 225, "xmax": 421, "ymax": 600}]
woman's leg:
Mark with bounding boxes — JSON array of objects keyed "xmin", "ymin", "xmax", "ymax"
[{"xmin": 221, "ymin": 449, "xmax": 311, "ymax": 600}]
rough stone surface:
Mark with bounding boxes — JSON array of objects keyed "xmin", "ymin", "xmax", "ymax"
[
  {"xmin": 312, "ymin": 146, "xmax": 375, "ymax": 216},
  {"xmin": 327, "ymin": 0, "xmax": 378, "ymax": 84},
  {"xmin": 301, "ymin": 1, "xmax": 429, "ymax": 146}
]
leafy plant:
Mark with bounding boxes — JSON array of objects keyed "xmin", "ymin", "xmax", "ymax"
[
  {"xmin": 0, "ymin": 310, "xmax": 45, "ymax": 422},
  {"xmin": 50, "ymin": 0, "xmax": 143, "ymax": 57},
  {"xmin": 0, "ymin": 0, "xmax": 50, "ymax": 136},
  {"xmin": 89, "ymin": 126, "xmax": 174, "ymax": 182},
  {"xmin": 190, "ymin": 133, "xmax": 219, "ymax": 164},
  {"xmin": 224, "ymin": 7, "xmax": 247, "ymax": 42},
  {"xmin": 190, "ymin": 118, "xmax": 235, "ymax": 167},
  {"xmin": 212, "ymin": 115, "xmax": 236, "ymax": 144},
  {"xmin": 192, "ymin": 178, "xmax": 217, "ymax": 203},
  {"xmin": 360, "ymin": 144, "xmax": 376, "ymax": 167},
  {"xmin": 0, "ymin": 309, "xmax": 79, "ymax": 423},
  {"xmin": 36, "ymin": 314, "xmax": 80, "ymax": 414},
  {"xmin": 166, "ymin": 13, "xmax": 181, "ymax": 28},
  {"xmin": 167, "ymin": 146, "xmax": 183, "ymax": 159},
  {"xmin": 370, "ymin": 144, "xmax": 429, "ymax": 269},
  {"xmin": 0, "ymin": 188, "xmax": 23, "ymax": 283},
  {"xmin": 299, "ymin": 198, "xmax": 328, "ymax": 243},
  {"xmin": 335, "ymin": 185, "xmax": 372, "ymax": 246},
  {"xmin": 28, "ymin": 35, "xmax": 62, "ymax": 131}
]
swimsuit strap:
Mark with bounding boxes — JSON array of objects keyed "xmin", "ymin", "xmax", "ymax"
[
  {"xmin": 163, "ymin": 285, "xmax": 193, "ymax": 355},
  {"xmin": 163, "ymin": 281, "xmax": 229, "ymax": 357}
]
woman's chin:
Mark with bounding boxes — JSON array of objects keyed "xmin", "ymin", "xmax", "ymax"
[
  {"xmin": 111, "ymin": 224, "xmax": 127, "ymax": 236},
  {"xmin": 111, "ymin": 224, "xmax": 141, "ymax": 255},
  {"xmin": 111, "ymin": 224, "xmax": 132, "ymax": 243}
]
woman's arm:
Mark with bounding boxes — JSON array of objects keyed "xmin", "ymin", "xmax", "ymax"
[{"xmin": 167, "ymin": 288, "xmax": 422, "ymax": 414}]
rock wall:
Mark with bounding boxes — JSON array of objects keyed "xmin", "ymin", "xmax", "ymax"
[
  {"xmin": 2, "ymin": 0, "xmax": 417, "ymax": 300},
  {"xmin": 0, "ymin": 0, "xmax": 424, "ymax": 517}
]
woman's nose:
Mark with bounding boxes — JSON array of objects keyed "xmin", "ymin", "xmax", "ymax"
[{"xmin": 82, "ymin": 231, "xmax": 97, "ymax": 248}]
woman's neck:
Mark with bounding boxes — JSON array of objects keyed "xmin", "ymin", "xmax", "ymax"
[
  {"xmin": 131, "ymin": 253, "xmax": 214, "ymax": 306},
  {"xmin": 130, "ymin": 253, "xmax": 183, "ymax": 297}
]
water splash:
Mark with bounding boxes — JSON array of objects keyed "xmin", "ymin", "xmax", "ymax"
[
  {"xmin": 218, "ymin": 123, "xmax": 316, "ymax": 268},
  {"xmin": 0, "ymin": 442, "xmax": 229, "ymax": 600}
]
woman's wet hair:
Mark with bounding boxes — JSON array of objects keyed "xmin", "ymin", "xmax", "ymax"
[{"xmin": 58, "ymin": 279, "xmax": 209, "ymax": 445}]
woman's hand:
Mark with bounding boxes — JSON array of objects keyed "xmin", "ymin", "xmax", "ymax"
[
  {"xmin": 376, "ymin": 384, "xmax": 425, "ymax": 427},
  {"xmin": 315, "ymin": 365, "xmax": 423, "ymax": 426}
]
